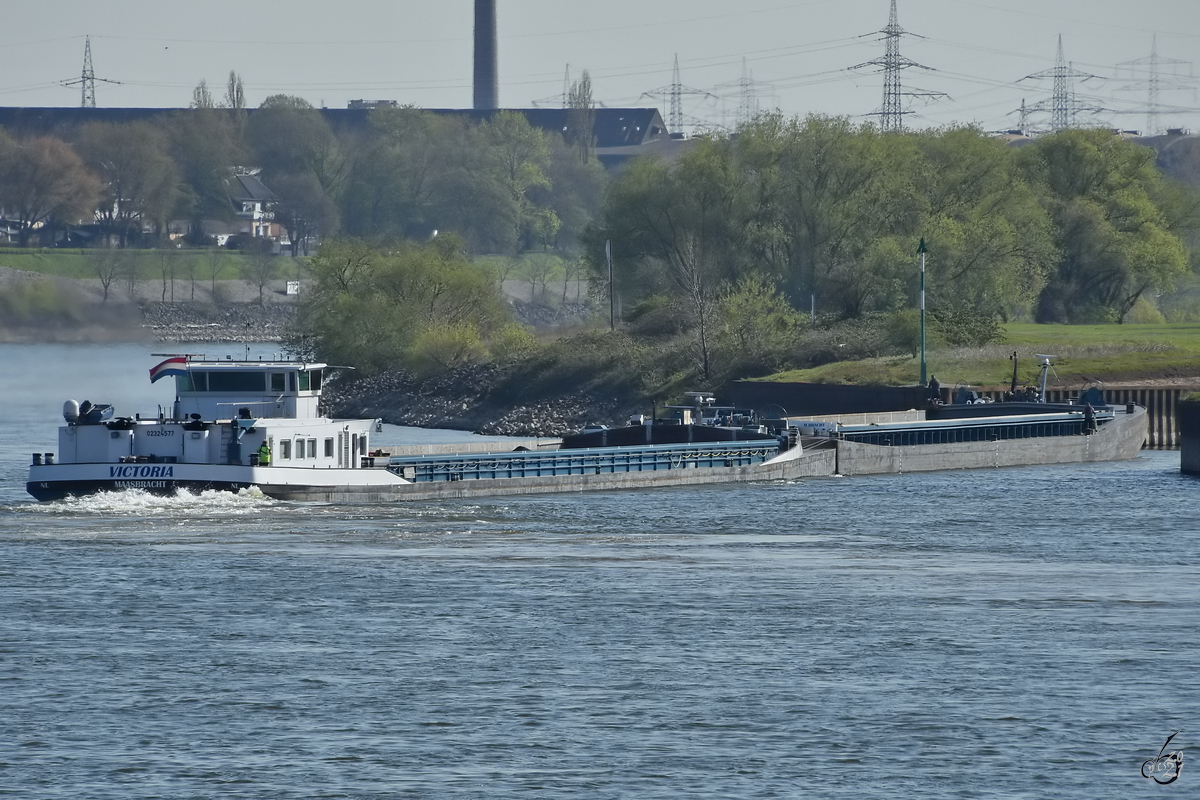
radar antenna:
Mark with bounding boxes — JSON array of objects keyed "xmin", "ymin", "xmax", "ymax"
[{"xmin": 1034, "ymin": 355, "xmax": 1058, "ymax": 402}]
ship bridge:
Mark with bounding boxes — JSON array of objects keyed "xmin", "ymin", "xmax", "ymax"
[{"xmin": 172, "ymin": 359, "xmax": 327, "ymax": 421}]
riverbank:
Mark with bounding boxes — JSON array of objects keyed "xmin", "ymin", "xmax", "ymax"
[
  {"xmin": 0, "ymin": 266, "xmax": 298, "ymax": 344},
  {"xmin": 321, "ymin": 365, "xmax": 634, "ymax": 437}
]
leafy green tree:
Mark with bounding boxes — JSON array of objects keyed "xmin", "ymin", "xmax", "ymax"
[
  {"xmin": 588, "ymin": 137, "xmax": 752, "ymax": 377},
  {"xmin": 248, "ymin": 95, "xmax": 350, "ymax": 202},
  {"xmin": 340, "ymin": 106, "xmax": 443, "ymax": 239},
  {"xmin": 484, "ymin": 111, "xmax": 560, "ymax": 252},
  {"xmin": 713, "ymin": 275, "xmax": 806, "ymax": 378},
  {"xmin": 271, "ymin": 172, "xmax": 339, "ymax": 256},
  {"xmin": 406, "ymin": 321, "xmax": 487, "ymax": 378},
  {"xmin": 301, "ymin": 236, "xmax": 509, "ymax": 374},
  {"xmin": 489, "ymin": 322, "xmax": 538, "ymax": 364},
  {"xmin": 910, "ymin": 127, "xmax": 1056, "ymax": 319},
  {"xmin": 1020, "ymin": 129, "xmax": 1193, "ymax": 322},
  {"xmin": 426, "ymin": 116, "xmax": 519, "ymax": 254},
  {"xmin": 540, "ymin": 133, "xmax": 606, "ymax": 253}
]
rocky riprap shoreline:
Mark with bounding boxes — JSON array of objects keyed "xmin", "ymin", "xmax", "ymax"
[
  {"xmin": 142, "ymin": 302, "xmax": 297, "ymax": 343},
  {"xmin": 322, "ymin": 365, "xmax": 631, "ymax": 437}
]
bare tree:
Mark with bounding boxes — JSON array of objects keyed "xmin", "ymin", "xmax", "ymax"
[
  {"xmin": 566, "ymin": 70, "xmax": 596, "ymax": 163},
  {"xmin": 223, "ymin": 71, "xmax": 245, "ymax": 109},
  {"xmin": 561, "ymin": 257, "xmax": 584, "ymax": 305},
  {"xmin": 86, "ymin": 245, "xmax": 121, "ymax": 303},
  {"xmin": 206, "ymin": 247, "xmax": 224, "ymax": 303},
  {"xmin": 184, "ymin": 254, "xmax": 200, "ymax": 302},
  {"xmin": 240, "ymin": 239, "xmax": 279, "ymax": 307},
  {"xmin": 156, "ymin": 246, "xmax": 179, "ymax": 302},
  {"xmin": 673, "ymin": 235, "xmax": 718, "ymax": 381},
  {"xmin": 520, "ymin": 254, "xmax": 559, "ymax": 305},
  {"xmin": 190, "ymin": 79, "xmax": 214, "ymax": 109},
  {"xmin": 121, "ymin": 251, "xmax": 143, "ymax": 301},
  {"xmin": 77, "ymin": 122, "xmax": 180, "ymax": 248},
  {"xmin": 0, "ymin": 136, "xmax": 101, "ymax": 247}
]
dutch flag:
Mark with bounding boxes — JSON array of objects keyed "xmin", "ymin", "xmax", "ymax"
[{"xmin": 149, "ymin": 357, "xmax": 188, "ymax": 383}]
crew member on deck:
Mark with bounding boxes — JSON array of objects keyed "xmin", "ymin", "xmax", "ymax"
[{"xmin": 258, "ymin": 440, "xmax": 271, "ymax": 467}]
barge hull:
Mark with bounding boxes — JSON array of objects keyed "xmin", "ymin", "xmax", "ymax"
[
  {"xmin": 835, "ymin": 405, "xmax": 1147, "ymax": 475},
  {"xmin": 267, "ymin": 448, "xmax": 838, "ymax": 502}
]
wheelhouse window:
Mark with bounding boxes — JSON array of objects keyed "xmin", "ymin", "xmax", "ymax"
[
  {"xmin": 176, "ymin": 371, "xmax": 268, "ymax": 393},
  {"xmin": 310, "ymin": 370, "xmax": 322, "ymax": 391},
  {"xmin": 271, "ymin": 373, "xmax": 285, "ymax": 393},
  {"xmin": 298, "ymin": 371, "xmax": 310, "ymax": 391},
  {"xmin": 176, "ymin": 372, "xmax": 207, "ymax": 392}
]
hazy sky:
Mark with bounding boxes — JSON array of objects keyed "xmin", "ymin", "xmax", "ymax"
[{"xmin": 3, "ymin": 1, "xmax": 1198, "ymax": 134}]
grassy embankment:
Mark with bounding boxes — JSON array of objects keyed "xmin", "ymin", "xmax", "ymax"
[
  {"xmin": 760, "ymin": 323, "xmax": 1200, "ymax": 388},
  {"xmin": 0, "ymin": 249, "xmax": 303, "ymax": 281}
]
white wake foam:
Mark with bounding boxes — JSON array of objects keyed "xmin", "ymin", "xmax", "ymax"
[{"xmin": 27, "ymin": 486, "xmax": 275, "ymax": 517}]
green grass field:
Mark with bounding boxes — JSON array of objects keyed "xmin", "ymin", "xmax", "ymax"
[
  {"xmin": 764, "ymin": 323, "xmax": 1200, "ymax": 388},
  {"xmin": 0, "ymin": 248, "xmax": 275, "ymax": 281}
]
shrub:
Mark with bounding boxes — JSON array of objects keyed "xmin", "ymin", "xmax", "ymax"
[
  {"xmin": 406, "ymin": 322, "xmax": 487, "ymax": 379},
  {"xmin": 489, "ymin": 323, "xmax": 538, "ymax": 364},
  {"xmin": 1123, "ymin": 297, "xmax": 1166, "ymax": 324}
]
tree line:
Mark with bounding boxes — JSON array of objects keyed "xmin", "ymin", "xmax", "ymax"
[
  {"xmin": 296, "ymin": 114, "xmax": 1200, "ymax": 392},
  {"xmin": 587, "ymin": 116, "xmax": 1200, "ymax": 330},
  {"xmin": 0, "ymin": 86, "xmax": 604, "ymax": 261}
]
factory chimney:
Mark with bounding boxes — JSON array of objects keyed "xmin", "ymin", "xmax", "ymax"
[{"xmin": 473, "ymin": 0, "xmax": 498, "ymax": 110}]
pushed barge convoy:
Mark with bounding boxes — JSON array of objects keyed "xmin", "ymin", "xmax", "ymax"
[{"xmin": 26, "ymin": 356, "xmax": 1149, "ymax": 502}]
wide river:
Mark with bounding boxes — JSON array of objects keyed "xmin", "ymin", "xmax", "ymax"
[{"xmin": 0, "ymin": 343, "xmax": 1195, "ymax": 798}]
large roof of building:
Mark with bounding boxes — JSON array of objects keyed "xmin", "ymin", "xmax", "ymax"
[{"xmin": 0, "ymin": 106, "xmax": 668, "ymax": 149}]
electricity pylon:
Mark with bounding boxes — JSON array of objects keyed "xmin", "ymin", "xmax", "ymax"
[
  {"xmin": 852, "ymin": 0, "xmax": 945, "ymax": 132},
  {"xmin": 641, "ymin": 54, "xmax": 717, "ymax": 137},
  {"xmin": 1115, "ymin": 34, "xmax": 1194, "ymax": 136},
  {"xmin": 62, "ymin": 36, "xmax": 120, "ymax": 106},
  {"xmin": 1021, "ymin": 35, "xmax": 1103, "ymax": 132}
]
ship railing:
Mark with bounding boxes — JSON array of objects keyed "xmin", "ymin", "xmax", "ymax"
[
  {"xmin": 837, "ymin": 410, "xmax": 1112, "ymax": 447},
  {"xmin": 385, "ymin": 440, "xmax": 780, "ymax": 483}
]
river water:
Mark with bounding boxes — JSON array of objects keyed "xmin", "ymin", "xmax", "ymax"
[{"xmin": 0, "ymin": 343, "xmax": 1195, "ymax": 798}]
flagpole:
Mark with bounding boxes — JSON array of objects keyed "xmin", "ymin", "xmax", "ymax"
[
  {"xmin": 918, "ymin": 238, "xmax": 927, "ymax": 387},
  {"xmin": 606, "ymin": 239, "xmax": 614, "ymax": 331}
]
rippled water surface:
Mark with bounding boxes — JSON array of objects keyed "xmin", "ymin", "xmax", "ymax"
[{"xmin": 1, "ymin": 344, "xmax": 1196, "ymax": 798}]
